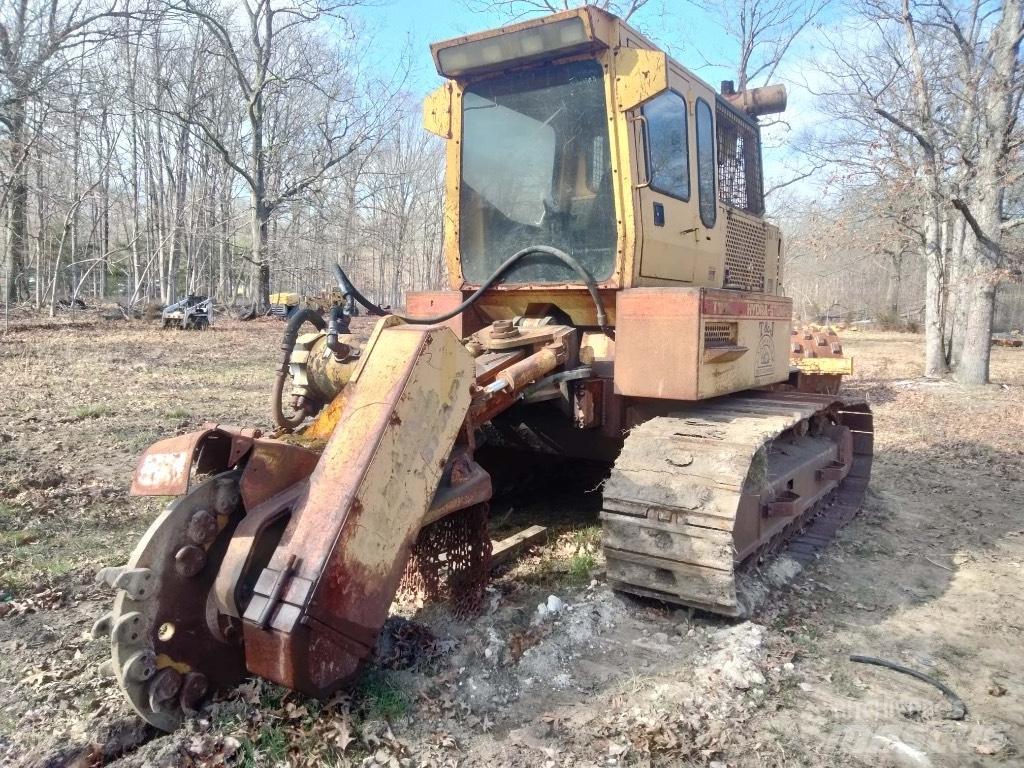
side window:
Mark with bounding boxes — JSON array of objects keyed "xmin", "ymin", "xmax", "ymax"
[
  {"xmin": 717, "ymin": 101, "xmax": 764, "ymax": 215},
  {"xmin": 695, "ymin": 98, "xmax": 716, "ymax": 228},
  {"xmin": 642, "ymin": 91, "xmax": 689, "ymax": 200}
]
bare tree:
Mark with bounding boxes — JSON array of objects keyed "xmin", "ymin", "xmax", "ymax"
[
  {"xmin": 163, "ymin": 0, "xmax": 401, "ymax": 309},
  {"xmin": 943, "ymin": 0, "xmax": 1023, "ymax": 383},
  {"xmin": 684, "ymin": 0, "xmax": 831, "ymax": 91},
  {"xmin": 811, "ymin": 0, "xmax": 1022, "ymax": 380},
  {"xmin": 0, "ymin": 0, "xmax": 145, "ymax": 301}
]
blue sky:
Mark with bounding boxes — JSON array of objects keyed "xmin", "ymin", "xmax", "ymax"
[
  {"xmin": 355, "ymin": 1, "xmax": 835, "ymax": 202},
  {"xmin": 358, "ymin": 1, "xmax": 743, "ymax": 97}
]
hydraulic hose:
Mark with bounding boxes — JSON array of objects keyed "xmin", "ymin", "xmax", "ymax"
[
  {"xmin": 332, "ymin": 245, "xmax": 610, "ymax": 333},
  {"xmin": 272, "ymin": 307, "xmax": 326, "ymax": 430},
  {"xmin": 849, "ymin": 655, "xmax": 967, "ymax": 720},
  {"xmin": 326, "ymin": 304, "xmax": 352, "ymax": 358}
]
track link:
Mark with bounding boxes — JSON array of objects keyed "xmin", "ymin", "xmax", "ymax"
[{"xmin": 601, "ymin": 392, "xmax": 873, "ymax": 616}]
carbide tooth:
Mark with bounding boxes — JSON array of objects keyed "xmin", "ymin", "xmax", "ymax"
[
  {"xmin": 90, "ymin": 612, "xmax": 113, "ymax": 640},
  {"xmin": 147, "ymin": 668, "xmax": 182, "ymax": 713},
  {"xmin": 214, "ymin": 480, "xmax": 239, "ymax": 514},
  {"xmin": 123, "ymin": 649, "xmax": 157, "ymax": 682},
  {"xmin": 179, "ymin": 672, "xmax": 209, "ymax": 713},
  {"xmin": 174, "ymin": 545, "xmax": 206, "ymax": 578},
  {"xmin": 95, "ymin": 566, "xmax": 126, "ymax": 588},
  {"xmin": 97, "ymin": 658, "xmax": 114, "ymax": 678},
  {"xmin": 112, "ymin": 568, "xmax": 154, "ymax": 601},
  {"xmin": 187, "ymin": 509, "xmax": 218, "ymax": 545},
  {"xmin": 112, "ymin": 611, "xmax": 144, "ymax": 645}
]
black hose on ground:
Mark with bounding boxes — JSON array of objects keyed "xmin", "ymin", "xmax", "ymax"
[
  {"xmin": 272, "ymin": 308, "xmax": 326, "ymax": 430},
  {"xmin": 332, "ymin": 245, "xmax": 611, "ymax": 334},
  {"xmin": 849, "ymin": 654, "xmax": 967, "ymax": 720}
]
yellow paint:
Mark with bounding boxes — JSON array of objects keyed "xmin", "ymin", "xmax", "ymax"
[
  {"xmin": 155, "ymin": 654, "xmax": 191, "ymax": 674},
  {"xmin": 304, "ymin": 389, "xmax": 350, "ymax": 441},
  {"xmin": 272, "ymin": 324, "xmax": 475, "ymax": 607},
  {"xmin": 796, "ymin": 357, "xmax": 855, "ymax": 375},
  {"xmin": 269, "ymin": 292, "xmax": 300, "ymax": 306},
  {"xmin": 422, "ymin": 83, "xmax": 452, "ymax": 138},
  {"xmin": 614, "ymin": 48, "xmax": 668, "ymax": 111}
]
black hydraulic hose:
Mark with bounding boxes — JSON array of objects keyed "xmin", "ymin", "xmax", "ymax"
[
  {"xmin": 332, "ymin": 245, "xmax": 610, "ymax": 332},
  {"xmin": 849, "ymin": 655, "xmax": 967, "ymax": 720},
  {"xmin": 272, "ymin": 308, "xmax": 326, "ymax": 430},
  {"xmin": 326, "ymin": 304, "xmax": 351, "ymax": 358}
]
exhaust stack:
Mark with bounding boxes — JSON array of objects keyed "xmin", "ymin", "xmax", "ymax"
[{"xmin": 720, "ymin": 80, "xmax": 787, "ymax": 117}]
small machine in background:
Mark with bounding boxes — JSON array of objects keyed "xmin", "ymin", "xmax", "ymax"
[{"xmin": 161, "ymin": 295, "xmax": 212, "ymax": 330}]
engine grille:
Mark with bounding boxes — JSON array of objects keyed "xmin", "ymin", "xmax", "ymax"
[
  {"xmin": 704, "ymin": 321, "xmax": 738, "ymax": 348},
  {"xmin": 724, "ymin": 215, "xmax": 766, "ymax": 292}
]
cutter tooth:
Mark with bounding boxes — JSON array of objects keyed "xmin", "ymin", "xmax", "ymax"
[
  {"xmin": 122, "ymin": 649, "xmax": 157, "ymax": 682},
  {"xmin": 112, "ymin": 567, "xmax": 154, "ymax": 601},
  {"xmin": 187, "ymin": 509, "xmax": 218, "ymax": 545},
  {"xmin": 174, "ymin": 545, "xmax": 207, "ymax": 577},
  {"xmin": 95, "ymin": 565, "xmax": 126, "ymax": 589},
  {"xmin": 90, "ymin": 612, "xmax": 114, "ymax": 640},
  {"xmin": 147, "ymin": 668, "xmax": 182, "ymax": 713},
  {"xmin": 214, "ymin": 478, "xmax": 240, "ymax": 514},
  {"xmin": 179, "ymin": 672, "xmax": 209, "ymax": 714},
  {"xmin": 112, "ymin": 611, "xmax": 144, "ymax": 645},
  {"xmin": 97, "ymin": 659, "xmax": 115, "ymax": 678}
]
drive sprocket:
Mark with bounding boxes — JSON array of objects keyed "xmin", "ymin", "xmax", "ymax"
[{"xmin": 94, "ymin": 471, "xmax": 248, "ymax": 731}]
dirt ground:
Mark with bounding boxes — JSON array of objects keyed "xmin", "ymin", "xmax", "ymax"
[{"xmin": 1, "ymin": 312, "xmax": 1022, "ymax": 768}]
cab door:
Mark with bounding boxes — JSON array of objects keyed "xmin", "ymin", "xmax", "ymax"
[{"xmin": 635, "ymin": 72, "xmax": 702, "ymax": 283}]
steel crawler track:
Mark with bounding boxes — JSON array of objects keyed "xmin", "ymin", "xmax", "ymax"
[{"xmin": 601, "ymin": 392, "xmax": 874, "ymax": 616}]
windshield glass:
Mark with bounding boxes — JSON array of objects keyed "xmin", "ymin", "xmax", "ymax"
[{"xmin": 460, "ymin": 59, "xmax": 616, "ymax": 284}]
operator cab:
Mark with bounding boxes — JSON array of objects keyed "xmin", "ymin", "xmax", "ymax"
[{"xmin": 421, "ymin": 6, "xmax": 786, "ymax": 327}]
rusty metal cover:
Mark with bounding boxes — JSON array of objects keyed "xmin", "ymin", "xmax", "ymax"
[
  {"xmin": 241, "ymin": 322, "xmax": 476, "ymax": 696},
  {"xmin": 405, "ymin": 291, "xmax": 485, "ymax": 337},
  {"xmin": 130, "ymin": 426, "xmax": 257, "ymax": 497},
  {"xmin": 238, "ymin": 439, "xmax": 321, "ymax": 511},
  {"xmin": 131, "ymin": 429, "xmax": 216, "ymax": 496}
]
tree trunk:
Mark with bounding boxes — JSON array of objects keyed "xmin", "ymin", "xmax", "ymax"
[
  {"xmin": 6, "ymin": 105, "xmax": 30, "ymax": 301},
  {"xmin": 952, "ymin": 0, "xmax": 1021, "ymax": 385},
  {"xmin": 953, "ymin": 195, "xmax": 1002, "ymax": 384},
  {"xmin": 955, "ymin": 279, "xmax": 995, "ymax": 384},
  {"xmin": 252, "ymin": 199, "xmax": 271, "ymax": 311},
  {"xmin": 922, "ymin": 208, "xmax": 947, "ymax": 377},
  {"xmin": 945, "ymin": 215, "xmax": 968, "ymax": 368}
]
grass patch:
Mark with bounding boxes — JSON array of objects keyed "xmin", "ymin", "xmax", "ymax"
[
  {"xmin": 164, "ymin": 406, "xmax": 189, "ymax": 420},
  {"xmin": 567, "ymin": 525, "xmax": 600, "ymax": 585},
  {"xmin": 239, "ymin": 724, "xmax": 289, "ymax": 768},
  {"xmin": 0, "ymin": 515, "xmax": 133, "ymax": 597},
  {"xmin": 776, "ymin": 672, "xmax": 802, "ymax": 708},
  {"xmin": 568, "ymin": 552, "xmax": 596, "ymax": 585},
  {"xmin": 512, "ymin": 524, "xmax": 603, "ymax": 589},
  {"xmin": 0, "ymin": 502, "xmax": 30, "ymax": 532},
  {"xmin": 71, "ymin": 403, "xmax": 114, "ymax": 420},
  {"xmin": 570, "ymin": 525, "xmax": 601, "ymax": 551},
  {"xmin": 355, "ymin": 668, "xmax": 409, "ymax": 720},
  {"xmin": 830, "ymin": 668, "xmax": 865, "ymax": 699},
  {"xmin": 258, "ymin": 683, "xmax": 288, "ymax": 710}
]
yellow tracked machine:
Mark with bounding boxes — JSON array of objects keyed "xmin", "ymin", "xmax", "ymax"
[{"xmin": 94, "ymin": 8, "xmax": 871, "ymax": 730}]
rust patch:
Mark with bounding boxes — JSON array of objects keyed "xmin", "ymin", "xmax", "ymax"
[
  {"xmin": 239, "ymin": 439, "xmax": 321, "ymax": 511},
  {"xmin": 131, "ymin": 429, "xmax": 217, "ymax": 496}
]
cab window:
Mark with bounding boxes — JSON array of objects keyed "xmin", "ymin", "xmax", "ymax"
[
  {"xmin": 695, "ymin": 98, "xmax": 716, "ymax": 228},
  {"xmin": 641, "ymin": 91, "xmax": 689, "ymax": 200},
  {"xmin": 717, "ymin": 101, "xmax": 764, "ymax": 215}
]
